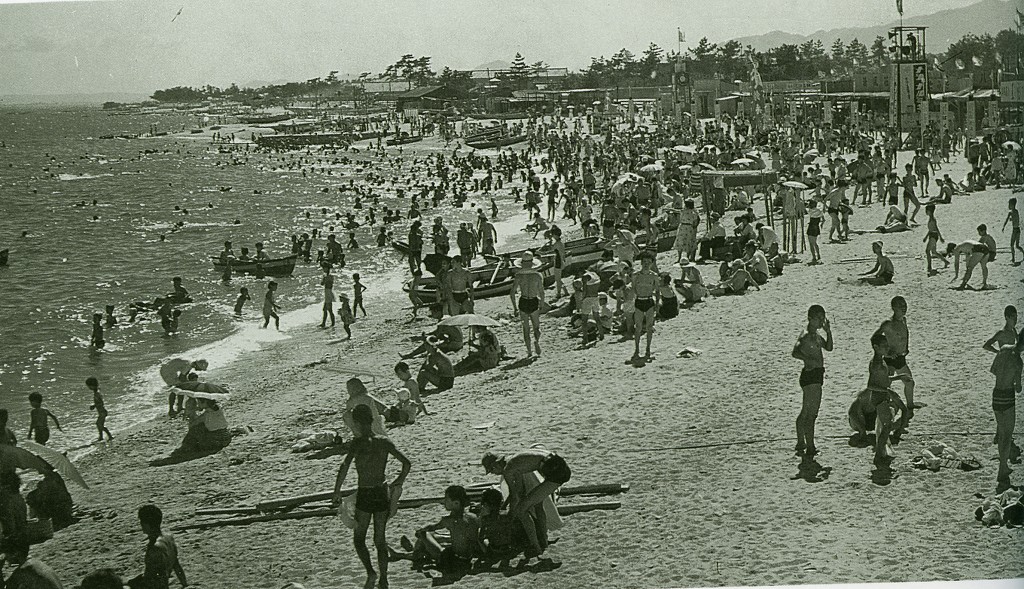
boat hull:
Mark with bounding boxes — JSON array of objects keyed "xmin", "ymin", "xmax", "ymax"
[{"xmin": 211, "ymin": 255, "xmax": 298, "ymax": 277}]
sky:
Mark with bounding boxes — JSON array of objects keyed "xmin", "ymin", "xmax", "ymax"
[{"xmin": 0, "ymin": 0, "xmax": 997, "ymax": 96}]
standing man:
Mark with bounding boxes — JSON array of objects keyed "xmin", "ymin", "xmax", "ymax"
[
  {"xmin": 510, "ymin": 252, "xmax": 545, "ymax": 358},
  {"xmin": 792, "ymin": 304, "xmax": 833, "ymax": 457},
  {"xmin": 874, "ymin": 296, "xmax": 918, "ymax": 422},
  {"xmin": 631, "ymin": 252, "xmax": 660, "ymax": 361},
  {"xmin": 478, "ymin": 217, "xmax": 498, "ymax": 256},
  {"xmin": 444, "ymin": 256, "xmax": 474, "ymax": 315},
  {"xmin": 333, "ymin": 405, "xmax": 411, "ymax": 589}
]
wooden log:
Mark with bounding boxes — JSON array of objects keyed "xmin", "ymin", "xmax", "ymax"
[
  {"xmin": 179, "ymin": 501, "xmax": 622, "ymax": 532},
  {"xmin": 557, "ymin": 501, "xmax": 621, "ymax": 516},
  {"xmin": 195, "ymin": 507, "xmax": 261, "ymax": 517},
  {"xmin": 247, "ymin": 483, "xmax": 629, "ymax": 515}
]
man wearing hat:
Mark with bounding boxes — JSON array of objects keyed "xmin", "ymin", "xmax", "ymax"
[
  {"xmin": 481, "ymin": 449, "xmax": 571, "ymax": 559},
  {"xmin": 510, "ymin": 251, "xmax": 545, "ymax": 358}
]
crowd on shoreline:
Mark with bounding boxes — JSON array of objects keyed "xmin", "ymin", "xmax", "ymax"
[{"xmin": 2, "ymin": 104, "xmax": 1023, "ymax": 588}]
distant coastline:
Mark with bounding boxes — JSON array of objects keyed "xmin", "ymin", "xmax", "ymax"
[{"xmin": 0, "ymin": 93, "xmax": 152, "ymax": 106}]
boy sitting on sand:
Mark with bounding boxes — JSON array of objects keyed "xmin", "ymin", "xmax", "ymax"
[
  {"xmin": 855, "ymin": 241, "xmax": 895, "ymax": 286},
  {"xmin": 476, "ymin": 488, "xmax": 526, "ymax": 562},
  {"xmin": 399, "ymin": 485, "xmax": 479, "ymax": 575},
  {"xmin": 849, "ymin": 332, "xmax": 910, "ymax": 464}
]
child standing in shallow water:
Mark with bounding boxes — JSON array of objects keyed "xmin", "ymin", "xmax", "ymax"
[
  {"xmin": 353, "ymin": 273, "xmax": 367, "ymax": 317},
  {"xmin": 792, "ymin": 304, "xmax": 833, "ymax": 457},
  {"xmin": 339, "ymin": 293, "xmax": 354, "ymax": 339},
  {"xmin": 27, "ymin": 393, "xmax": 62, "ymax": 445},
  {"xmin": 90, "ymin": 313, "xmax": 105, "ymax": 348},
  {"xmin": 86, "ymin": 377, "xmax": 113, "ymax": 442},
  {"xmin": 234, "ymin": 287, "xmax": 250, "ymax": 316},
  {"xmin": 262, "ymin": 281, "xmax": 280, "ymax": 330}
]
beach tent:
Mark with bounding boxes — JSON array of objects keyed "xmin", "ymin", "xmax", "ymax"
[{"xmin": 696, "ymin": 170, "xmax": 779, "ymax": 228}]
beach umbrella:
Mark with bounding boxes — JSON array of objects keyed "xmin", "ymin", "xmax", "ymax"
[
  {"xmin": 639, "ymin": 163, "xmax": 663, "ymax": 174},
  {"xmin": 673, "ymin": 145, "xmax": 698, "ymax": 154},
  {"xmin": 20, "ymin": 441, "xmax": 90, "ymax": 489},
  {"xmin": 0, "ymin": 444, "xmax": 51, "ymax": 475},
  {"xmin": 422, "ymin": 253, "xmax": 449, "ymax": 275},
  {"xmin": 782, "ymin": 180, "xmax": 809, "ymax": 190},
  {"xmin": 803, "ymin": 148, "xmax": 820, "ymax": 158},
  {"xmin": 174, "ymin": 380, "xmax": 231, "ymax": 402},
  {"xmin": 1003, "ymin": 141, "xmax": 1021, "ymax": 150},
  {"xmin": 697, "ymin": 162, "xmax": 716, "ymax": 171},
  {"xmin": 731, "ymin": 158, "xmax": 755, "ymax": 165},
  {"xmin": 437, "ymin": 314, "xmax": 501, "ymax": 328}
]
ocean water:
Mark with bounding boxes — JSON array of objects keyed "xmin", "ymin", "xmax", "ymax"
[{"xmin": 0, "ymin": 106, "xmax": 488, "ymax": 448}]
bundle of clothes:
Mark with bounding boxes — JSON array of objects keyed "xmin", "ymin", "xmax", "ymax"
[{"xmin": 975, "ymin": 488, "xmax": 1024, "ymax": 527}]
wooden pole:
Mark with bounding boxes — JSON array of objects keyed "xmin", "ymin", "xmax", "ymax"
[
  {"xmin": 178, "ymin": 501, "xmax": 623, "ymax": 532},
  {"xmin": 249, "ymin": 483, "xmax": 629, "ymax": 514}
]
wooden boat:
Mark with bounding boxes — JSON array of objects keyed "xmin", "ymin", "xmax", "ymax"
[
  {"xmin": 481, "ymin": 236, "xmax": 602, "ymax": 264},
  {"xmin": 0, "ymin": 249, "xmax": 8, "ymax": 266},
  {"xmin": 387, "ymin": 133, "xmax": 424, "ymax": 146},
  {"xmin": 211, "ymin": 254, "xmax": 298, "ymax": 277},
  {"xmin": 240, "ymin": 113, "xmax": 292, "ymax": 125},
  {"xmin": 404, "ymin": 262, "xmax": 555, "ymax": 304},
  {"xmin": 468, "ymin": 112, "xmax": 529, "ymax": 120},
  {"xmin": 465, "ymin": 134, "xmax": 527, "ymax": 149}
]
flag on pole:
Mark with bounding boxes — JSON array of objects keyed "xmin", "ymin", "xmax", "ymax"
[
  {"xmin": 1017, "ymin": 8, "xmax": 1024, "ymax": 29},
  {"xmin": 678, "ymin": 28, "xmax": 685, "ymax": 43},
  {"xmin": 972, "ymin": 56, "xmax": 983, "ymax": 67},
  {"xmin": 896, "ymin": 0, "xmax": 903, "ymax": 16},
  {"xmin": 932, "ymin": 56, "xmax": 942, "ymax": 72},
  {"xmin": 955, "ymin": 58, "xmax": 965, "ymax": 70}
]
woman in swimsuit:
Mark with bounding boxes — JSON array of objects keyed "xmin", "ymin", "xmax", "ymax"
[
  {"xmin": 806, "ymin": 200, "xmax": 823, "ymax": 265},
  {"xmin": 792, "ymin": 304, "xmax": 833, "ymax": 456}
]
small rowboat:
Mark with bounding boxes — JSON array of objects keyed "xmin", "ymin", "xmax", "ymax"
[
  {"xmin": 465, "ymin": 134, "xmax": 527, "ymax": 150},
  {"xmin": 211, "ymin": 254, "xmax": 298, "ymax": 277},
  {"xmin": 0, "ymin": 249, "xmax": 8, "ymax": 266}
]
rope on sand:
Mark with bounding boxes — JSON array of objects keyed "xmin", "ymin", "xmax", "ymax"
[{"xmin": 620, "ymin": 431, "xmax": 997, "ymax": 453}]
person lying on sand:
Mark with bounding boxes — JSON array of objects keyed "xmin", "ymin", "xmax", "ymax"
[{"xmin": 877, "ymin": 205, "xmax": 911, "ymax": 233}]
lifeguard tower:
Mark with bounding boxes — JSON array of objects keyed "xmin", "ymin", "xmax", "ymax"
[{"xmin": 888, "ymin": 26, "xmax": 930, "ymax": 141}]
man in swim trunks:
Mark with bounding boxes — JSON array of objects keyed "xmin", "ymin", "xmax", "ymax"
[
  {"xmin": 444, "ymin": 256, "xmax": 474, "ymax": 315},
  {"xmin": 947, "ymin": 237, "xmax": 992, "ymax": 290},
  {"xmin": 857, "ymin": 240, "xmax": 895, "ymax": 285},
  {"xmin": 128, "ymin": 504, "xmax": 188, "ymax": 589},
  {"xmin": 482, "ymin": 449, "xmax": 571, "ymax": 559},
  {"xmin": 874, "ymin": 296, "xmax": 918, "ymax": 419},
  {"xmin": 510, "ymin": 251, "xmax": 545, "ymax": 358},
  {"xmin": 792, "ymin": 304, "xmax": 833, "ymax": 456},
  {"xmin": 990, "ymin": 328, "xmax": 1023, "ymax": 490},
  {"xmin": 333, "ymin": 405, "xmax": 411, "ymax": 589},
  {"xmin": 631, "ymin": 252, "xmax": 660, "ymax": 360},
  {"xmin": 417, "ymin": 336, "xmax": 455, "ymax": 393}
]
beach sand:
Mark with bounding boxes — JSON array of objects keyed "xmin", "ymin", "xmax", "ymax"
[{"xmin": 29, "ymin": 151, "xmax": 1023, "ymax": 588}]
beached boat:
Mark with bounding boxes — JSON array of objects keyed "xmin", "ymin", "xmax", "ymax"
[
  {"xmin": 0, "ymin": 249, "xmax": 8, "ymax": 266},
  {"xmin": 465, "ymin": 134, "xmax": 528, "ymax": 149},
  {"xmin": 240, "ymin": 113, "xmax": 292, "ymax": 125},
  {"xmin": 468, "ymin": 112, "xmax": 529, "ymax": 120},
  {"xmin": 404, "ymin": 262, "xmax": 555, "ymax": 304},
  {"xmin": 387, "ymin": 133, "xmax": 424, "ymax": 146},
  {"xmin": 211, "ymin": 254, "xmax": 298, "ymax": 277}
]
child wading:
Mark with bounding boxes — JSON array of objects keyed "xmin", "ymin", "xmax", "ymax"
[
  {"xmin": 27, "ymin": 393, "xmax": 62, "ymax": 445},
  {"xmin": 792, "ymin": 304, "xmax": 833, "ymax": 456}
]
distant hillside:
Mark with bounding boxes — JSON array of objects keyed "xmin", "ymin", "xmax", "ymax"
[{"xmin": 732, "ymin": 0, "xmax": 1015, "ymax": 52}]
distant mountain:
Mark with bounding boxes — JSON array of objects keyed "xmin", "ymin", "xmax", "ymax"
[
  {"xmin": 731, "ymin": 0, "xmax": 1015, "ymax": 52},
  {"xmin": 472, "ymin": 60, "xmax": 512, "ymax": 72}
]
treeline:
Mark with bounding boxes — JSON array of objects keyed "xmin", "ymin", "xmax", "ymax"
[{"xmin": 149, "ymin": 29, "xmax": 1024, "ymax": 103}]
